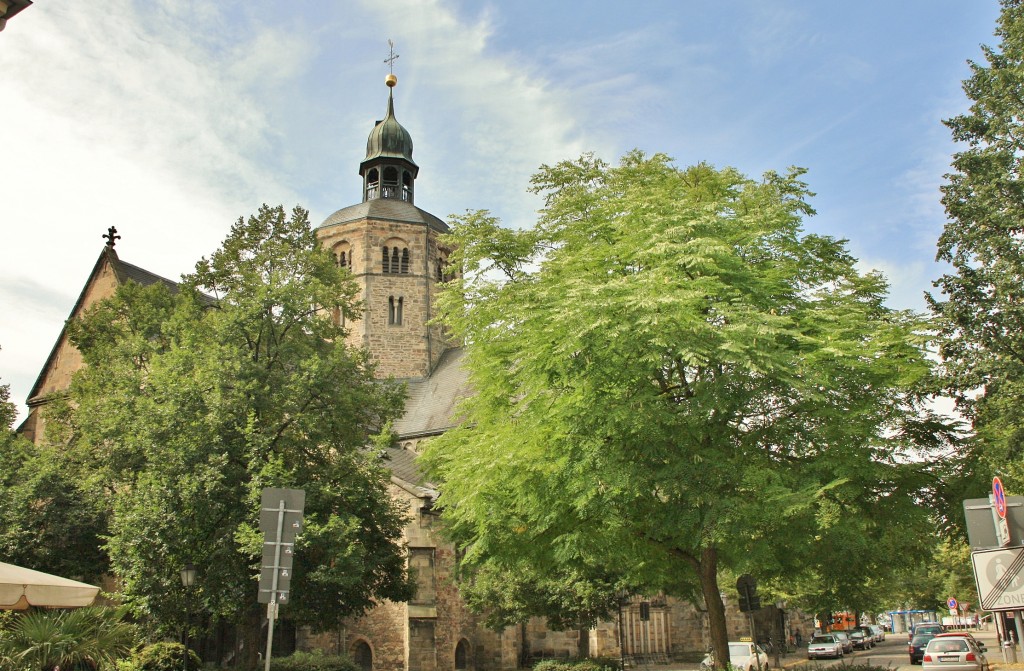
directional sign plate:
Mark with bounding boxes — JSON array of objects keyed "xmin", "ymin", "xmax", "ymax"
[
  {"xmin": 963, "ymin": 497, "xmax": 1024, "ymax": 549},
  {"xmin": 972, "ymin": 547, "xmax": 1024, "ymax": 610}
]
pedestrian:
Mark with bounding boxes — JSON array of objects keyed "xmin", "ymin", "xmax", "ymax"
[{"xmin": 795, "ymin": 630, "xmax": 803, "ymax": 647}]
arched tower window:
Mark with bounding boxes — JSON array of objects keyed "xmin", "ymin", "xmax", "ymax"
[
  {"xmin": 351, "ymin": 640, "xmax": 373, "ymax": 671},
  {"xmin": 366, "ymin": 168, "xmax": 380, "ymax": 200},
  {"xmin": 388, "ymin": 296, "xmax": 404, "ymax": 326},
  {"xmin": 382, "ymin": 166, "xmax": 399, "ymax": 199},
  {"xmin": 402, "ymin": 171, "xmax": 413, "ymax": 202},
  {"xmin": 334, "ymin": 242, "xmax": 353, "ymax": 271},
  {"xmin": 382, "ymin": 242, "xmax": 410, "ymax": 274}
]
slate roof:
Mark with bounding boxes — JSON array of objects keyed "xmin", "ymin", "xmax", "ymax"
[
  {"xmin": 382, "ymin": 347, "xmax": 473, "ymax": 496},
  {"xmin": 393, "ymin": 348, "xmax": 472, "ymax": 440},
  {"xmin": 318, "ymin": 199, "xmax": 449, "ymax": 234}
]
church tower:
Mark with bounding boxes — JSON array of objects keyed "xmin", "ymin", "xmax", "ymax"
[{"xmin": 316, "ymin": 74, "xmax": 453, "ymax": 379}]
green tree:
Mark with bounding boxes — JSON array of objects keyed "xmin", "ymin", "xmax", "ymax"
[
  {"xmin": 424, "ymin": 152, "xmax": 946, "ymax": 667},
  {"xmin": 47, "ymin": 205, "xmax": 413, "ymax": 665},
  {"xmin": 932, "ymin": 0, "xmax": 1024, "ymax": 493},
  {"xmin": 0, "ymin": 364, "xmax": 108, "ymax": 584}
]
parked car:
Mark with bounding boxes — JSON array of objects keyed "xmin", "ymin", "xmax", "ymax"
[
  {"xmin": 910, "ymin": 633, "xmax": 939, "ymax": 664},
  {"xmin": 922, "ymin": 634, "xmax": 989, "ymax": 671},
  {"xmin": 847, "ymin": 628, "xmax": 873, "ymax": 650},
  {"xmin": 807, "ymin": 634, "xmax": 845, "ymax": 660},
  {"xmin": 833, "ymin": 630, "xmax": 854, "ymax": 653},
  {"xmin": 912, "ymin": 622, "xmax": 945, "ymax": 641},
  {"xmin": 869, "ymin": 624, "xmax": 886, "ymax": 642},
  {"xmin": 700, "ymin": 641, "xmax": 770, "ymax": 671}
]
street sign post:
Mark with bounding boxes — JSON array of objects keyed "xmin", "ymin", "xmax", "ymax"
[
  {"xmin": 259, "ymin": 487, "xmax": 305, "ymax": 671},
  {"xmin": 994, "ymin": 478, "xmax": 1011, "ymax": 547},
  {"xmin": 963, "ymin": 496, "xmax": 1024, "ymax": 549}
]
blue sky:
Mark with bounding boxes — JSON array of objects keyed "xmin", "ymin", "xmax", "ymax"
[{"xmin": 0, "ymin": 1, "xmax": 1003, "ymax": 420}]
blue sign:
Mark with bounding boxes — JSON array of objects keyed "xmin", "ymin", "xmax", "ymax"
[{"xmin": 947, "ymin": 597, "xmax": 958, "ymax": 610}]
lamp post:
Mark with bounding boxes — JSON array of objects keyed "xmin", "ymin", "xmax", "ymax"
[{"xmin": 180, "ymin": 563, "xmax": 197, "ymax": 670}]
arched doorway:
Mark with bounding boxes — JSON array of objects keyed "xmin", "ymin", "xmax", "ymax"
[
  {"xmin": 455, "ymin": 638, "xmax": 470, "ymax": 670},
  {"xmin": 351, "ymin": 639, "xmax": 373, "ymax": 671}
]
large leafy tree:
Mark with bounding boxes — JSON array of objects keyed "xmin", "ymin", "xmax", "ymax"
[
  {"xmin": 424, "ymin": 152, "xmax": 946, "ymax": 667},
  {"xmin": 932, "ymin": 0, "xmax": 1024, "ymax": 491},
  {"xmin": 0, "ymin": 364, "xmax": 107, "ymax": 583},
  {"xmin": 46, "ymin": 205, "xmax": 412, "ymax": 664}
]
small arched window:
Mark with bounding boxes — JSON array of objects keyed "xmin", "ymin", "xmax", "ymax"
[
  {"xmin": 366, "ymin": 169, "xmax": 380, "ymax": 200},
  {"xmin": 383, "ymin": 166, "xmax": 399, "ymax": 199},
  {"xmin": 388, "ymin": 296, "xmax": 404, "ymax": 326},
  {"xmin": 382, "ymin": 244, "xmax": 410, "ymax": 274},
  {"xmin": 402, "ymin": 171, "xmax": 413, "ymax": 202}
]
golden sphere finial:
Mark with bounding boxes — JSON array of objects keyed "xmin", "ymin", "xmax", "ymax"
[{"xmin": 385, "ymin": 73, "xmax": 398, "ymax": 88}]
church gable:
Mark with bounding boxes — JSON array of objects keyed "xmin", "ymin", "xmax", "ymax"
[{"xmin": 20, "ymin": 237, "xmax": 182, "ymax": 443}]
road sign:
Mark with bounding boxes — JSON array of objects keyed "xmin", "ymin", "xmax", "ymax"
[
  {"xmin": 258, "ymin": 488, "xmax": 305, "ymax": 605},
  {"xmin": 995, "ymin": 477, "xmax": 1008, "ymax": 519},
  {"xmin": 947, "ymin": 597, "xmax": 958, "ymax": 610},
  {"xmin": 736, "ymin": 574, "xmax": 760, "ymax": 612},
  {"xmin": 971, "ymin": 547, "xmax": 1024, "ymax": 610},
  {"xmin": 963, "ymin": 496, "xmax": 1024, "ymax": 549}
]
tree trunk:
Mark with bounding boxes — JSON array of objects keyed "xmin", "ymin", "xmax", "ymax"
[{"xmin": 697, "ymin": 546, "xmax": 731, "ymax": 670}]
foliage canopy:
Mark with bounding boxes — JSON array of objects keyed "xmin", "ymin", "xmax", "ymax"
[{"xmin": 424, "ymin": 152, "xmax": 948, "ymax": 666}]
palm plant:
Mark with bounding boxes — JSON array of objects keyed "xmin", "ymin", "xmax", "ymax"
[{"xmin": 0, "ymin": 606, "xmax": 137, "ymax": 670}]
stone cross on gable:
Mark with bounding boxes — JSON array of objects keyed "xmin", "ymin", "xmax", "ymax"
[{"xmin": 103, "ymin": 226, "xmax": 121, "ymax": 248}]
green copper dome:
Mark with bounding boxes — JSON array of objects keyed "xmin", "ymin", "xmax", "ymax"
[{"xmin": 364, "ymin": 89, "xmax": 416, "ymax": 165}]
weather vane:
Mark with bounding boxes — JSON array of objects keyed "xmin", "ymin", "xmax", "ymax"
[
  {"xmin": 102, "ymin": 226, "xmax": 121, "ymax": 249},
  {"xmin": 384, "ymin": 39, "xmax": 399, "ymax": 74}
]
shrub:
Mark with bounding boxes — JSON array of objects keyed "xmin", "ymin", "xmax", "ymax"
[
  {"xmin": 269, "ymin": 650, "xmax": 359, "ymax": 671},
  {"xmin": 533, "ymin": 659, "xmax": 620, "ymax": 671},
  {"xmin": 131, "ymin": 642, "xmax": 200, "ymax": 671}
]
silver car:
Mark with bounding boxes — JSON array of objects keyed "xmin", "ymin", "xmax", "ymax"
[
  {"xmin": 807, "ymin": 634, "xmax": 844, "ymax": 660},
  {"xmin": 922, "ymin": 634, "xmax": 989, "ymax": 671}
]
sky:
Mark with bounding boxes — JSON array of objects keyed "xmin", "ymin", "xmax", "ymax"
[{"xmin": 0, "ymin": 0, "xmax": 1004, "ymax": 422}]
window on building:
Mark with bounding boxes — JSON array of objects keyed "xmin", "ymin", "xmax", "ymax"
[
  {"xmin": 388, "ymin": 296, "xmax": 403, "ymax": 326},
  {"xmin": 382, "ymin": 166, "xmax": 399, "ymax": 199},
  {"xmin": 382, "ymin": 245, "xmax": 409, "ymax": 274},
  {"xmin": 366, "ymin": 169, "xmax": 380, "ymax": 200},
  {"xmin": 402, "ymin": 171, "xmax": 413, "ymax": 202}
]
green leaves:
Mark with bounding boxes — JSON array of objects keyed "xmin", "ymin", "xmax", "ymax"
[
  {"xmin": 43, "ymin": 204, "xmax": 409, "ymax": 636},
  {"xmin": 932, "ymin": 0, "xmax": 1024, "ymax": 499},
  {"xmin": 425, "ymin": 152, "xmax": 944, "ymax": 644}
]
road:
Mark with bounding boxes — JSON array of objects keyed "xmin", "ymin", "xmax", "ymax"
[{"xmin": 780, "ymin": 629, "xmax": 1002, "ymax": 670}]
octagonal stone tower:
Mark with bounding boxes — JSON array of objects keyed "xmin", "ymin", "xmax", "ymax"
[{"xmin": 316, "ymin": 77, "xmax": 454, "ymax": 379}]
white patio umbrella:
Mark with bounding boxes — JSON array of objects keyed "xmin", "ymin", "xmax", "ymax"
[{"xmin": 0, "ymin": 561, "xmax": 100, "ymax": 609}]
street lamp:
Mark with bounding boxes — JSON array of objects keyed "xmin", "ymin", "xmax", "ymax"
[
  {"xmin": 180, "ymin": 563, "xmax": 197, "ymax": 670},
  {"xmin": 180, "ymin": 563, "xmax": 197, "ymax": 589}
]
